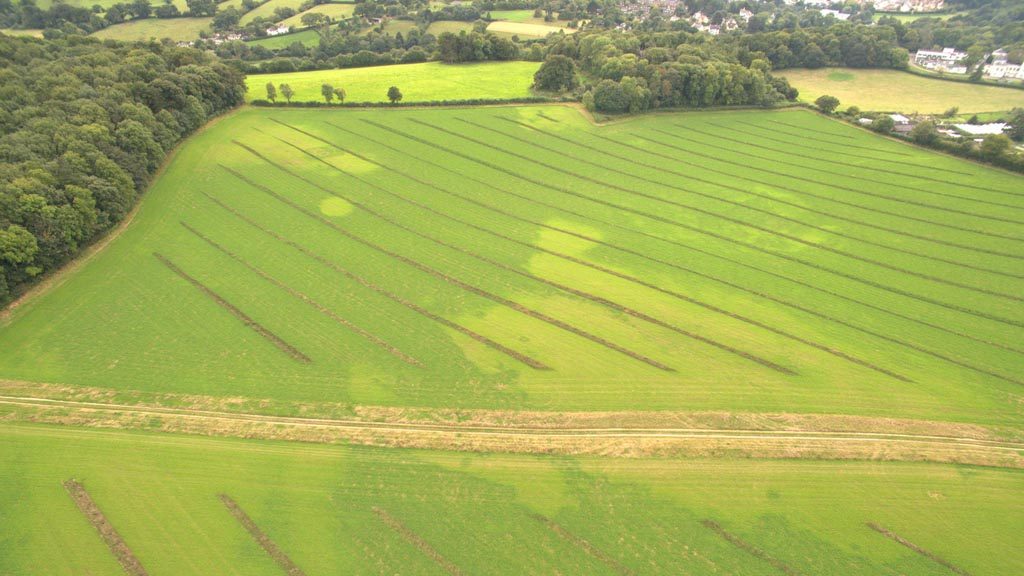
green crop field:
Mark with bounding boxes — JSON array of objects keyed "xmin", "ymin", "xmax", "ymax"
[
  {"xmin": 2, "ymin": 422, "xmax": 1021, "ymax": 575},
  {"xmin": 245, "ymin": 28, "xmax": 321, "ymax": 49},
  {"xmin": 782, "ymin": 67, "xmax": 1024, "ymax": 113},
  {"xmin": 90, "ymin": 16, "xmax": 213, "ymax": 41},
  {"xmin": 246, "ymin": 61, "xmax": 541, "ymax": 102}
]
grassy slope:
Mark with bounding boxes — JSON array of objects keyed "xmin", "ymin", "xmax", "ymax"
[
  {"xmin": 240, "ymin": 0, "xmax": 309, "ymax": 25},
  {"xmin": 486, "ymin": 19, "xmax": 574, "ymax": 38},
  {"xmin": 1, "ymin": 423, "xmax": 1021, "ymax": 575},
  {"xmin": 246, "ymin": 61, "xmax": 541, "ymax": 102},
  {"xmin": 90, "ymin": 16, "xmax": 212, "ymax": 41},
  {"xmin": 0, "ymin": 105, "xmax": 1021, "ymax": 427},
  {"xmin": 278, "ymin": 3, "xmax": 355, "ymax": 27},
  {"xmin": 425, "ymin": 20, "xmax": 476, "ymax": 35},
  {"xmin": 781, "ymin": 67, "xmax": 1024, "ymax": 113},
  {"xmin": 245, "ymin": 28, "xmax": 320, "ymax": 48}
]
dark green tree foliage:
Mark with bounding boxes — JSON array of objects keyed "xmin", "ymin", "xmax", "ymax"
[
  {"xmin": 387, "ymin": 86, "xmax": 403, "ymax": 103},
  {"xmin": 533, "ymin": 54, "xmax": 578, "ymax": 91},
  {"xmin": 436, "ymin": 31, "xmax": 519, "ymax": 64},
  {"xmin": 0, "ymin": 35, "xmax": 245, "ymax": 304},
  {"xmin": 814, "ymin": 94, "xmax": 839, "ymax": 113}
]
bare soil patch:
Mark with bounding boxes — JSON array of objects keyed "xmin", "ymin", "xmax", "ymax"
[{"xmin": 63, "ymin": 479, "xmax": 149, "ymax": 576}]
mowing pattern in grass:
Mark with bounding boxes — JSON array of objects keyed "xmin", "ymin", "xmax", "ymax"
[
  {"xmin": 63, "ymin": 480, "xmax": 149, "ymax": 576},
  {"xmin": 867, "ymin": 522, "xmax": 972, "ymax": 576},
  {"xmin": 0, "ymin": 106, "xmax": 1022, "ymax": 425},
  {"xmin": 221, "ymin": 494, "xmax": 307, "ymax": 576}
]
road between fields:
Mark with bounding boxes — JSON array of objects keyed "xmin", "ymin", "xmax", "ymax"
[{"xmin": 1, "ymin": 395, "xmax": 1022, "ymax": 468}]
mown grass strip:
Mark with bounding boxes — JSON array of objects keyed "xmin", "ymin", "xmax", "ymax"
[
  {"xmin": 231, "ymin": 141, "xmax": 675, "ymax": 372},
  {"xmin": 500, "ymin": 116, "xmax": 1024, "ymax": 272},
  {"xmin": 409, "ymin": 119, "xmax": 1024, "ymax": 323},
  {"xmin": 202, "ymin": 183, "xmax": 550, "ymax": 370},
  {"xmin": 867, "ymin": 522, "xmax": 971, "ymax": 576},
  {"xmin": 702, "ymin": 519, "xmax": 802, "ymax": 576},
  {"xmin": 766, "ymin": 118, "xmax": 873, "ymax": 143},
  {"xmin": 712, "ymin": 122, "xmax": 973, "ymax": 177},
  {"xmin": 363, "ymin": 118, "xmax": 1024, "ymax": 331},
  {"xmin": 220, "ymin": 494, "xmax": 307, "ymax": 576},
  {"xmin": 663, "ymin": 126, "xmax": 1024, "ymax": 224},
  {"xmin": 269, "ymin": 120, "xmax": 799, "ymax": 375},
  {"xmin": 63, "ymin": 479, "xmax": 149, "ymax": 576},
  {"xmin": 530, "ymin": 513, "xmax": 635, "ymax": 576},
  {"xmin": 373, "ymin": 507, "xmax": 464, "ymax": 576},
  {"xmin": 153, "ymin": 252, "xmax": 311, "ymax": 363},
  {"xmin": 180, "ymin": 221, "xmax": 422, "ymax": 367},
  {"xmin": 477, "ymin": 117, "xmax": 1024, "ymax": 281}
]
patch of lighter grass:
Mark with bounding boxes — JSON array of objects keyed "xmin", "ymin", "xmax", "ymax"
[
  {"xmin": 533, "ymin": 220, "xmax": 602, "ymax": 256},
  {"xmin": 320, "ymin": 197, "xmax": 353, "ymax": 217}
]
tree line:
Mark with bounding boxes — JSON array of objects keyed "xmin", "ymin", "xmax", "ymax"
[{"xmin": 0, "ymin": 35, "xmax": 245, "ymax": 304}]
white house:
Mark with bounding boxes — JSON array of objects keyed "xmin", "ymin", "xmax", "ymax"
[
  {"xmin": 913, "ymin": 47, "xmax": 968, "ymax": 74},
  {"xmin": 820, "ymin": 9, "xmax": 851, "ymax": 20},
  {"xmin": 266, "ymin": 25, "xmax": 291, "ymax": 36}
]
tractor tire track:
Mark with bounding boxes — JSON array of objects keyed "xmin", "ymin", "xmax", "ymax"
[
  {"xmin": 867, "ymin": 522, "xmax": 971, "ymax": 576},
  {"xmin": 702, "ymin": 519, "xmax": 802, "ymax": 576},
  {"xmin": 154, "ymin": 253, "xmax": 311, "ymax": 363},
  {"xmin": 531, "ymin": 513, "xmax": 635, "ymax": 576},
  {"xmin": 220, "ymin": 494, "xmax": 307, "ymax": 576},
  {"xmin": 202, "ymin": 183, "xmax": 549, "ymax": 370},
  {"xmin": 64, "ymin": 479, "xmax": 149, "ymax": 576},
  {"xmin": 373, "ymin": 507, "xmax": 465, "ymax": 576}
]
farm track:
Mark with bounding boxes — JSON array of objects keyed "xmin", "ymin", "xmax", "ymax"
[
  {"xmin": 684, "ymin": 124, "xmax": 1024, "ymax": 212},
  {"xmin": 268, "ymin": 122, "xmax": 800, "ymax": 376},
  {"xmin": 702, "ymin": 519, "xmax": 801, "ymax": 576},
  {"xmin": 405, "ymin": 119, "xmax": 1024, "ymax": 327},
  {"xmin": 866, "ymin": 522, "xmax": 971, "ymax": 576},
  {"xmin": 63, "ymin": 479, "xmax": 149, "ymax": 576},
  {"xmin": 373, "ymin": 507, "xmax": 464, "ymax": 576},
  {"xmin": 202, "ymin": 184, "xmax": 549, "ymax": 370},
  {"xmin": 220, "ymin": 494, "xmax": 307, "ymax": 576},
  {"xmin": 231, "ymin": 141, "xmax": 676, "ymax": 372},
  {"xmin": 276, "ymin": 119, "xmax": 922, "ymax": 382},
  {"xmin": 471, "ymin": 117, "xmax": 1024, "ymax": 280},
  {"xmin": 337, "ymin": 120, "xmax": 1024, "ymax": 356},
  {"xmin": 179, "ymin": 222, "xmax": 422, "ymax": 367},
  {"xmin": 5, "ymin": 395, "xmax": 1024, "ymax": 468},
  {"xmin": 153, "ymin": 253, "xmax": 311, "ymax": 363},
  {"xmin": 714, "ymin": 122, "xmax": 972, "ymax": 176},
  {"xmin": 530, "ymin": 513, "xmax": 635, "ymax": 576}
]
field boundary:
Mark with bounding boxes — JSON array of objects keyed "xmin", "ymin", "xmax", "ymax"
[
  {"xmin": 63, "ymin": 479, "xmax": 149, "ymax": 576},
  {"xmin": 220, "ymin": 494, "xmax": 307, "ymax": 576},
  {"xmin": 866, "ymin": 522, "xmax": 971, "ymax": 576}
]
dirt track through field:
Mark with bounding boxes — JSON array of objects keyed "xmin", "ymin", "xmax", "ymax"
[
  {"xmin": 530, "ymin": 513, "xmax": 635, "ymax": 575},
  {"xmin": 867, "ymin": 522, "xmax": 971, "ymax": 575},
  {"xmin": 220, "ymin": 494, "xmax": 307, "ymax": 576},
  {"xmin": 63, "ymin": 479, "xmax": 149, "ymax": 576},
  {"xmin": 373, "ymin": 507, "xmax": 464, "ymax": 576},
  {"xmin": 702, "ymin": 519, "xmax": 801, "ymax": 576},
  {"xmin": 154, "ymin": 253, "xmax": 311, "ymax": 363}
]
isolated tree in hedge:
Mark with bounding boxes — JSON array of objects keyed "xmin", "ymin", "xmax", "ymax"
[
  {"xmin": 321, "ymin": 83, "xmax": 334, "ymax": 103},
  {"xmin": 981, "ymin": 134, "xmax": 1012, "ymax": 160},
  {"xmin": 387, "ymin": 86, "xmax": 403, "ymax": 103},
  {"xmin": 265, "ymin": 82, "xmax": 276, "ymax": 102},
  {"xmin": 279, "ymin": 83, "xmax": 294, "ymax": 103},
  {"xmin": 870, "ymin": 115, "xmax": 894, "ymax": 134},
  {"xmin": 910, "ymin": 120, "xmax": 939, "ymax": 145},
  {"xmin": 333, "ymin": 87, "xmax": 346, "ymax": 104},
  {"xmin": 814, "ymin": 94, "xmax": 840, "ymax": 114},
  {"xmin": 533, "ymin": 54, "xmax": 578, "ymax": 91}
]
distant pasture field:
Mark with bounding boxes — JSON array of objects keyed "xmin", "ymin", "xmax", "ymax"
[
  {"xmin": 90, "ymin": 16, "xmax": 212, "ymax": 41},
  {"xmin": 2, "ymin": 422, "xmax": 1021, "ymax": 575},
  {"xmin": 278, "ymin": 3, "xmax": 356, "ymax": 27},
  {"xmin": 425, "ymin": 20, "xmax": 476, "ymax": 35},
  {"xmin": 486, "ymin": 19, "xmax": 574, "ymax": 38},
  {"xmin": 781, "ymin": 67, "xmax": 1024, "ymax": 113},
  {"xmin": 0, "ymin": 105, "xmax": 1021, "ymax": 426},
  {"xmin": 246, "ymin": 61, "xmax": 542, "ymax": 102},
  {"xmin": 245, "ymin": 28, "xmax": 320, "ymax": 49}
]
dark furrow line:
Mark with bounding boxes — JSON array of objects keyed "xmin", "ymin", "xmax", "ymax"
[
  {"xmin": 530, "ymin": 513, "xmax": 635, "ymax": 576},
  {"xmin": 608, "ymin": 129, "xmax": 1021, "ymax": 243},
  {"xmin": 687, "ymin": 123, "xmax": 1024, "ymax": 210},
  {"xmin": 63, "ymin": 480, "xmax": 149, "ymax": 576},
  {"xmin": 702, "ymin": 519, "xmax": 802, "ymax": 576},
  {"xmin": 269, "ymin": 122, "xmax": 800, "ymax": 376},
  {"xmin": 220, "ymin": 495, "xmax": 307, "ymax": 576},
  {"xmin": 407, "ymin": 120, "xmax": 1024, "ymax": 322},
  {"xmin": 153, "ymin": 252, "xmax": 311, "ymax": 363},
  {"xmin": 716, "ymin": 122, "xmax": 972, "ymax": 176},
  {"xmin": 866, "ymin": 522, "xmax": 971, "ymax": 576},
  {"xmin": 301, "ymin": 122, "xmax": 1024, "ymax": 385},
  {"xmin": 179, "ymin": 221, "xmax": 423, "ymax": 367},
  {"xmin": 647, "ymin": 127, "xmax": 1024, "ymax": 228},
  {"xmin": 766, "ymin": 118, "xmax": 865, "ymax": 141},
  {"xmin": 232, "ymin": 140, "xmax": 675, "ymax": 372},
  {"xmin": 373, "ymin": 507, "xmax": 464, "ymax": 576},
  {"xmin": 503, "ymin": 116, "xmax": 1024, "ymax": 266},
  {"xmin": 202, "ymin": 182, "xmax": 550, "ymax": 370},
  {"xmin": 357, "ymin": 118, "xmax": 1024, "ymax": 347},
  {"xmin": 476, "ymin": 117, "xmax": 1024, "ymax": 281}
]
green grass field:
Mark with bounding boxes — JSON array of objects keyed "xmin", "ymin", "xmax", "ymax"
[
  {"xmin": 486, "ymin": 19, "xmax": 574, "ymax": 38},
  {"xmin": 89, "ymin": 16, "xmax": 212, "ymax": 41},
  {"xmin": 1, "ymin": 105, "xmax": 1021, "ymax": 427},
  {"xmin": 425, "ymin": 20, "xmax": 476, "ymax": 35},
  {"xmin": 0, "ymin": 28, "xmax": 44, "ymax": 37},
  {"xmin": 239, "ymin": 0, "xmax": 309, "ymax": 24},
  {"xmin": 245, "ymin": 28, "xmax": 320, "ymax": 49},
  {"xmin": 2, "ymin": 422, "xmax": 1021, "ymax": 575},
  {"xmin": 488, "ymin": 9, "xmax": 537, "ymax": 21},
  {"xmin": 277, "ymin": 2, "xmax": 355, "ymax": 27},
  {"xmin": 246, "ymin": 61, "xmax": 541, "ymax": 102},
  {"xmin": 781, "ymin": 67, "xmax": 1024, "ymax": 113}
]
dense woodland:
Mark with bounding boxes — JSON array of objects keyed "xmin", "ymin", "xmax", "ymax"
[{"xmin": 0, "ymin": 35, "xmax": 245, "ymax": 304}]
